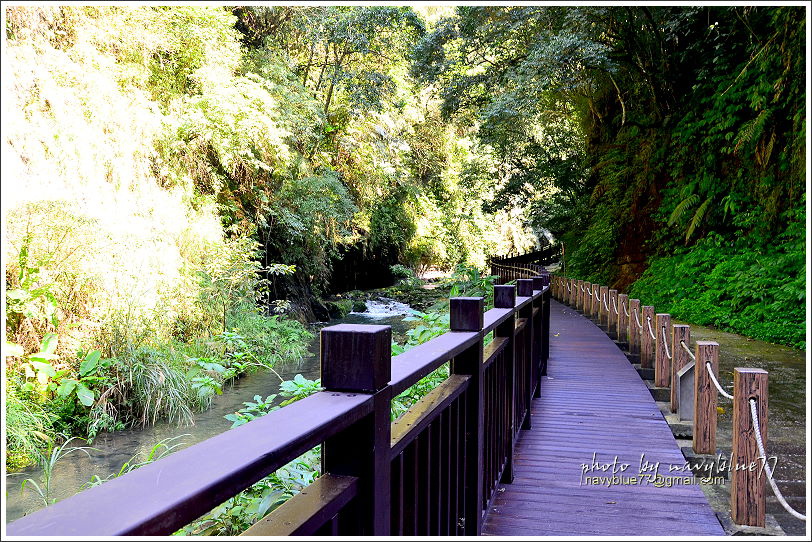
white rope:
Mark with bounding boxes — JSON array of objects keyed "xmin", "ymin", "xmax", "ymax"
[
  {"xmin": 566, "ymin": 283, "xmax": 571, "ymax": 293},
  {"xmin": 680, "ymin": 340, "xmax": 696, "ymax": 360},
  {"xmin": 602, "ymin": 292, "xmax": 609, "ymax": 311},
  {"xmin": 623, "ymin": 300, "xmax": 630, "ymax": 317},
  {"xmin": 580, "ymin": 284, "xmax": 584, "ymax": 292},
  {"xmin": 749, "ymin": 399, "xmax": 807, "ymax": 520},
  {"xmin": 646, "ymin": 316, "xmax": 657, "ymax": 340},
  {"xmin": 612, "ymin": 295, "xmax": 619, "ymax": 315},
  {"xmin": 705, "ymin": 362, "xmax": 733, "ymax": 400},
  {"xmin": 585, "ymin": 287, "xmax": 592, "ymax": 295},
  {"xmin": 661, "ymin": 326, "xmax": 672, "ymax": 359},
  {"xmin": 633, "ymin": 308, "xmax": 643, "ymax": 329}
]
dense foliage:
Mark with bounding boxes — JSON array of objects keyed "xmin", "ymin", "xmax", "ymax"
[
  {"xmin": 413, "ymin": 6, "xmax": 806, "ymax": 347},
  {"xmin": 3, "ymin": 1, "xmax": 805, "ymax": 507},
  {"xmin": 4, "ymin": 6, "xmax": 533, "ymax": 469}
]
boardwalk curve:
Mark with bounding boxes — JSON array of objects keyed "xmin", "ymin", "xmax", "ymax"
[{"xmin": 484, "ymin": 299, "xmax": 725, "ymax": 536}]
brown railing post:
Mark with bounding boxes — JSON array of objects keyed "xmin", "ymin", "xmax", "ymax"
[
  {"xmin": 517, "ymin": 279, "xmax": 535, "ymax": 430},
  {"xmin": 628, "ymin": 299, "xmax": 641, "ymax": 363},
  {"xmin": 598, "ymin": 286, "xmax": 607, "ymax": 329},
  {"xmin": 531, "ymin": 276, "xmax": 547, "ymax": 388},
  {"xmin": 640, "ymin": 305, "xmax": 655, "ymax": 369},
  {"xmin": 449, "ymin": 296, "xmax": 485, "ymax": 535},
  {"xmin": 542, "ymin": 282, "xmax": 550, "ymax": 376},
  {"xmin": 321, "ymin": 324, "xmax": 392, "ymax": 535},
  {"xmin": 692, "ymin": 341, "xmax": 719, "ymax": 454},
  {"xmin": 730, "ymin": 368, "xmax": 769, "ymax": 527},
  {"xmin": 654, "ymin": 313, "xmax": 672, "ymax": 388},
  {"xmin": 671, "ymin": 325, "xmax": 691, "ymax": 412},
  {"xmin": 617, "ymin": 293, "xmax": 629, "ymax": 346},
  {"xmin": 494, "ymin": 285, "xmax": 516, "ymax": 484},
  {"xmin": 592, "ymin": 283, "xmax": 600, "ymax": 322},
  {"xmin": 608, "ymin": 289, "xmax": 618, "ymax": 339},
  {"xmin": 578, "ymin": 280, "xmax": 586, "ymax": 314}
]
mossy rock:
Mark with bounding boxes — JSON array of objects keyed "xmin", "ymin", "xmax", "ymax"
[
  {"xmin": 324, "ymin": 299, "xmax": 353, "ymax": 319},
  {"xmin": 352, "ymin": 300, "xmax": 367, "ymax": 312}
]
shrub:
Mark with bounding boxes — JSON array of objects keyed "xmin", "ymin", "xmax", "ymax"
[{"xmin": 5, "ymin": 378, "xmax": 55, "ymax": 470}]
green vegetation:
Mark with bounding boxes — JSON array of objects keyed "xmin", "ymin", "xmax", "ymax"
[
  {"xmin": 4, "ymin": 4, "xmax": 804, "ymax": 526},
  {"xmin": 414, "ymin": 6, "xmax": 805, "ymax": 348},
  {"xmin": 4, "ymin": 5, "xmax": 535, "ymax": 468},
  {"xmin": 179, "ymin": 263, "xmax": 499, "ymax": 534}
]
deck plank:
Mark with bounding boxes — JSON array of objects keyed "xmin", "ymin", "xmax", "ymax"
[{"xmin": 482, "ymin": 300, "xmax": 725, "ymax": 536}]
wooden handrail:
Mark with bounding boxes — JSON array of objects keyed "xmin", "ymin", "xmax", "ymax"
[
  {"xmin": 6, "ymin": 392, "xmax": 373, "ymax": 535},
  {"xmin": 8, "ymin": 276, "xmax": 552, "ymax": 537}
]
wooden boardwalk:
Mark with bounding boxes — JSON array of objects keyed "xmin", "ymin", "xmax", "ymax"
[{"xmin": 483, "ymin": 299, "xmax": 725, "ymax": 536}]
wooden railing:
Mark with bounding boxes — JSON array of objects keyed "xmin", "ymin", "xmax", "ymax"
[
  {"xmin": 545, "ymin": 270, "xmax": 799, "ymax": 528},
  {"xmin": 488, "ymin": 245, "xmax": 560, "ymax": 267},
  {"xmin": 7, "ymin": 276, "xmax": 551, "ymax": 536}
]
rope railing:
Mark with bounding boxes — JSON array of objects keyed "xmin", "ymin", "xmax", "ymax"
[
  {"xmin": 750, "ymin": 399, "xmax": 807, "ymax": 521},
  {"xmin": 645, "ymin": 316, "xmax": 657, "ymax": 340},
  {"xmin": 680, "ymin": 340, "xmax": 696, "ymax": 360},
  {"xmin": 705, "ymin": 362, "xmax": 733, "ymax": 400},
  {"xmin": 549, "ymin": 272, "xmax": 803, "ymax": 528},
  {"xmin": 661, "ymin": 326, "xmax": 672, "ymax": 360}
]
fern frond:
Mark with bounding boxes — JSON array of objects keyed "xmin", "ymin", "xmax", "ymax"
[
  {"xmin": 734, "ymin": 109, "xmax": 770, "ymax": 154},
  {"xmin": 685, "ymin": 197, "xmax": 712, "ymax": 242},
  {"xmin": 667, "ymin": 193, "xmax": 699, "ymax": 226}
]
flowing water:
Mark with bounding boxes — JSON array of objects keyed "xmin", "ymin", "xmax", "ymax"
[
  {"xmin": 674, "ymin": 319, "xmax": 807, "ymax": 535},
  {"xmin": 4, "ymin": 297, "xmax": 419, "ymax": 523}
]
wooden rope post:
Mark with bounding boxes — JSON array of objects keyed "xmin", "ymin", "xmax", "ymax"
[
  {"xmin": 590, "ymin": 283, "xmax": 601, "ymax": 321},
  {"xmin": 580, "ymin": 280, "xmax": 587, "ymax": 313},
  {"xmin": 449, "ymin": 297, "xmax": 485, "ymax": 535},
  {"xmin": 692, "ymin": 341, "xmax": 719, "ymax": 454},
  {"xmin": 563, "ymin": 278, "xmax": 570, "ymax": 305},
  {"xmin": 569, "ymin": 278, "xmax": 577, "ymax": 307},
  {"xmin": 321, "ymin": 324, "xmax": 392, "ymax": 535},
  {"xmin": 494, "ymin": 285, "xmax": 516, "ymax": 484},
  {"xmin": 575, "ymin": 280, "xmax": 583, "ymax": 311},
  {"xmin": 670, "ymin": 325, "xmax": 691, "ymax": 412},
  {"xmin": 598, "ymin": 286, "xmax": 608, "ymax": 329},
  {"xmin": 730, "ymin": 368, "xmax": 768, "ymax": 527},
  {"xmin": 640, "ymin": 306, "xmax": 655, "ymax": 369},
  {"xmin": 628, "ymin": 299, "xmax": 641, "ymax": 360},
  {"xmin": 617, "ymin": 293, "xmax": 629, "ymax": 345},
  {"xmin": 654, "ymin": 313, "xmax": 672, "ymax": 388},
  {"xmin": 608, "ymin": 289, "xmax": 618, "ymax": 338}
]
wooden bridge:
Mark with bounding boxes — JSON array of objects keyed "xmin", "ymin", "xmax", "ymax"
[{"xmin": 8, "ymin": 258, "xmax": 785, "ymax": 537}]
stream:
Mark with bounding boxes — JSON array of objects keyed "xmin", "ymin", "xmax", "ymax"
[{"xmin": 4, "ymin": 297, "xmax": 418, "ymax": 523}]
